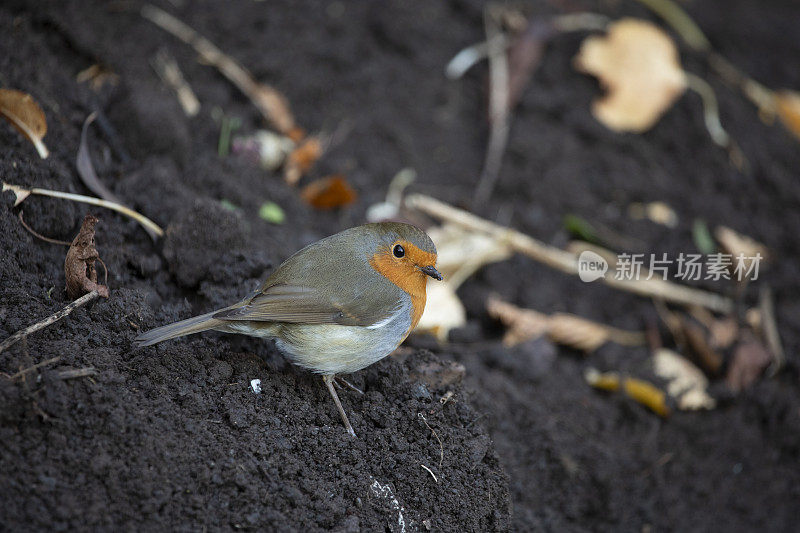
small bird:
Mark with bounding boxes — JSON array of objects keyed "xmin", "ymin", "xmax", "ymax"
[{"xmin": 136, "ymin": 222, "xmax": 442, "ymax": 437}]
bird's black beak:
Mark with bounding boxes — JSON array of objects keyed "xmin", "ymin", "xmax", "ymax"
[{"xmin": 420, "ymin": 265, "xmax": 443, "ymax": 281}]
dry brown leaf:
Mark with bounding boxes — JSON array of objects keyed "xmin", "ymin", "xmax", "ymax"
[
  {"xmin": 681, "ymin": 318, "xmax": 723, "ymax": 374},
  {"xmin": 415, "ymin": 280, "xmax": 466, "ymax": 342},
  {"xmin": 76, "ymin": 64, "xmax": 120, "ymax": 91},
  {"xmin": 487, "ymin": 297, "xmax": 645, "ymax": 352},
  {"xmin": 65, "ymin": 214, "xmax": 109, "ymax": 299},
  {"xmin": 714, "ymin": 226, "xmax": 769, "ymax": 278},
  {"xmin": 284, "ymin": 137, "xmax": 322, "ymax": 185},
  {"xmin": 709, "ymin": 317, "xmax": 739, "ymax": 350},
  {"xmin": 726, "ymin": 332, "xmax": 771, "ymax": 392},
  {"xmin": 299, "ymin": 174, "xmax": 357, "ymax": 210},
  {"xmin": 628, "ymin": 201, "xmax": 678, "ymax": 228},
  {"xmin": 548, "ymin": 313, "xmax": 614, "ymax": 352},
  {"xmin": 775, "ymin": 89, "xmax": 800, "ymax": 142},
  {"xmin": 486, "ymin": 296, "xmax": 550, "ymax": 346},
  {"xmin": 0, "ymin": 89, "xmax": 49, "ymax": 158},
  {"xmin": 574, "ymin": 18, "xmax": 687, "ymax": 132},
  {"xmin": 653, "ymin": 348, "xmax": 715, "ymax": 410},
  {"xmin": 584, "ymin": 368, "xmax": 671, "ymax": 417}
]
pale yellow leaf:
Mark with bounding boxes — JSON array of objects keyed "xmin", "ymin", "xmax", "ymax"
[
  {"xmin": 0, "ymin": 89, "xmax": 49, "ymax": 158},
  {"xmin": 574, "ymin": 18, "xmax": 687, "ymax": 132}
]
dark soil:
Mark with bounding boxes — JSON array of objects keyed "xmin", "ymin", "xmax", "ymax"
[{"xmin": 1, "ymin": 0, "xmax": 799, "ymax": 531}]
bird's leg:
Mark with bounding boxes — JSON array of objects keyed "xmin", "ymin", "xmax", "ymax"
[
  {"xmin": 323, "ymin": 374, "xmax": 356, "ymax": 437},
  {"xmin": 335, "ymin": 376, "xmax": 364, "ymax": 395}
]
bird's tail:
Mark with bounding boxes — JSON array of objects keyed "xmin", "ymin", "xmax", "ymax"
[{"xmin": 136, "ymin": 309, "xmax": 231, "ymax": 347}]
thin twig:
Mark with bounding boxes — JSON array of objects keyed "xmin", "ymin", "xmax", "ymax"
[
  {"xmin": 141, "ymin": 4, "xmax": 297, "ymax": 137},
  {"xmin": 420, "ymin": 464, "xmax": 439, "ymax": 483},
  {"xmin": 406, "ymin": 194, "xmax": 733, "ymax": 313},
  {"xmin": 632, "ymin": 0, "xmax": 710, "ymax": 51},
  {"xmin": 418, "ymin": 412, "xmax": 444, "ymax": 470},
  {"xmin": 760, "ymin": 286, "xmax": 784, "ymax": 376},
  {"xmin": 55, "ymin": 367, "xmax": 98, "ymax": 380},
  {"xmin": 18, "ymin": 211, "xmax": 70, "ymax": 246},
  {"xmin": 7, "ymin": 357, "xmax": 61, "ymax": 380},
  {"xmin": 3, "ymin": 182, "xmax": 164, "ymax": 238},
  {"xmin": 151, "ymin": 48, "xmax": 200, "ymax": 117},
  {"xmin": 0, "ymin": 291, "xmax": 100, "ymax": 353},
  {"xmin": 474, "ymin": 5, "xmax": 511, "ymax": 206},
  {"xmin": 685, "ymin": 73, "xmax": 747, "ymax": 169}
]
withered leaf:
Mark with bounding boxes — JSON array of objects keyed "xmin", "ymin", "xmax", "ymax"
[
  {"xmin": 584, "ymin": 368, "xmax": 671, "ymax": 417},
  {"xmin": 775, "ymin": 89, "xmax": 800, "ymax": 142},
  {"xmin": 284, "ymin": 137, "xmax": 322, "ymax": 186},
  {"xmin": 0, "ymin": 89, "xmax": 49, "ymax": 158},
  {"xmin": 681, "ymin": 318, "xmax": 723, "ymax": 374},
  {"xmin": 726, "ymin": 332, "xmax": 771, "ymax": 392},
  {"xmin": 487, "ymin": 296, "xmax": 645, "ymax": 352},
  {"xmin": 414, "ymin": 280, "xmax": 467, "ymax": 342},
  {"xmin": 653, "ymin": 348, "xmax": 715, "ymax": 410},
  {"xmin": 300, "ymin": 174, "xmax": 357, "ymax": 210},
  {"xmin": 65, "ymin": 214, "xmax": 109, "ymax": 299},
  {"xmin": 573, "ymin": 18, "xmax": 687, "ymax": 132},
  {"xmin": 77, "ymin": 112, "xmax": 122, "ymax": 204}
]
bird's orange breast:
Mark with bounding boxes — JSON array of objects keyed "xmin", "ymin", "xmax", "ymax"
[{"xmin": 369, "ymin": 241, "xmax": 437, "ymax": 333}]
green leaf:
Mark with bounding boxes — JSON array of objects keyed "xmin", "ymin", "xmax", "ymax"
[
  {"xmin": 258, "ymin": 201, "xmax": 285, "ymax": 224},
  {"xmin": 220, "ymin": 199, "xmax": 240, "ymax": 212},
  {"xmin": 564, "ymin": 214, "xmax": 599, "ymax": 244},
  {"xmin": 692, "ymin": 219, "xmax": 715, "ymax": 254}
]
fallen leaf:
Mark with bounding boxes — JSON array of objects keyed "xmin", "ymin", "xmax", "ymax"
[
  {"xmin": 584, "ymin": 368, "xmax": 670, "ymax": 417},
  {"xmin": 284, "ymin": 136, "xmax": 321, "ymax": 186},
  {"xmin": 77, "ymin": 112, "xmax": 122, "ymax": 204},
  {"xmin": 692, "ymin": 219, "xmax": 715, "ymax": 254},
  {"xmin": 714, "ymin": 225, "xmax": 769, "ymax": 278},
  {"xmin": 653, "ymin": 348, "xmax": 715, "ymax": 410},
  {"xmin": 486, "ymin": 296, "xmax": 550, "ymax": 346},
  {"xmin": 574, "ymin": 18, "xmax": 687, "ymax": 132},
  {"xmin": 65, "ymin": 214, "xmax": 109, "ymax": 299},
  {"xmin": 487, "ymin": 296, "xmax": 646, "ymax": 352},
  {"xmin": 300, "ymin": 175, "xmax": 357, "ymax": 210},
  {"xmin": 709, "ymin": 317, "xmax": 738, "ymax": 350},
  {"xmin": 681, "ymin": 318, "xmax": 723, "ymax": 374},
  {"xmin": 415, "ymin": 280, "xmax": 467, "ymax": 342},
  {"xmin": 219, "ymin": 199, "xmax": 240, "ymax": 212},
  {"xmin": 0, "ymin": 89, "xmax": 49, "ymax": 158},
  {"xmin": 628, "ymin": 201, "xmax": 678, "ymax": 228},
  {"xmin": 775, "ymin": 89, "xmax": 800, "ymax": 142},
  {"xmin": 507, "ymin": 19, "xmax": 555, "ymax": 110},
  {"xmin": 258, "ymin": 201, "xmax": 285, "ymax": 224},
  {"xmin": 726, "ymin": 332, "xmax": 771, "ymax": 392},
  {"xmin": 76, "ymin": 64, "xmax": 120, "ymax": 91}
]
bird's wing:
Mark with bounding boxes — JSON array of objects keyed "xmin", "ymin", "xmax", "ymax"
[{"xmin": 211, "ymin": 283, "xmax": 397, "ymax": 327}]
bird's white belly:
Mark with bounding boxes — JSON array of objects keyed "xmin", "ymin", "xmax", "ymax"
[{"xmin": 274, "ymin": 312, "xmax": 411, "ymax": 375}]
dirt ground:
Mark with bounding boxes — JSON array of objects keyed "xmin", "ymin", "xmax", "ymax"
[{"xmin": 2, "ymin": 0, "xmax": 799, "ymax": 531}]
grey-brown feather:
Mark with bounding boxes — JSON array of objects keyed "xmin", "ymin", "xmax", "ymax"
[{"xmin": 135, "ymin": 223, "xmax": 435, "ymax": 364}]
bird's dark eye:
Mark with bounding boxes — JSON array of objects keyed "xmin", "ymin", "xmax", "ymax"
[{"xmin": 393, "ymin": 244, "xmax": 405, "ymax": 258}]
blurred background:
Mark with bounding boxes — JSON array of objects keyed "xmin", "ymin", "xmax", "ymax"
[{"xmin": 1, "ymin": 0, "xmax": 799, "ymax": 531}]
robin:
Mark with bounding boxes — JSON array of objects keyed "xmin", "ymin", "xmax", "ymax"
[{"xmin": 136, "ymin": 222, "xmax": 442, "ymax": 437}]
